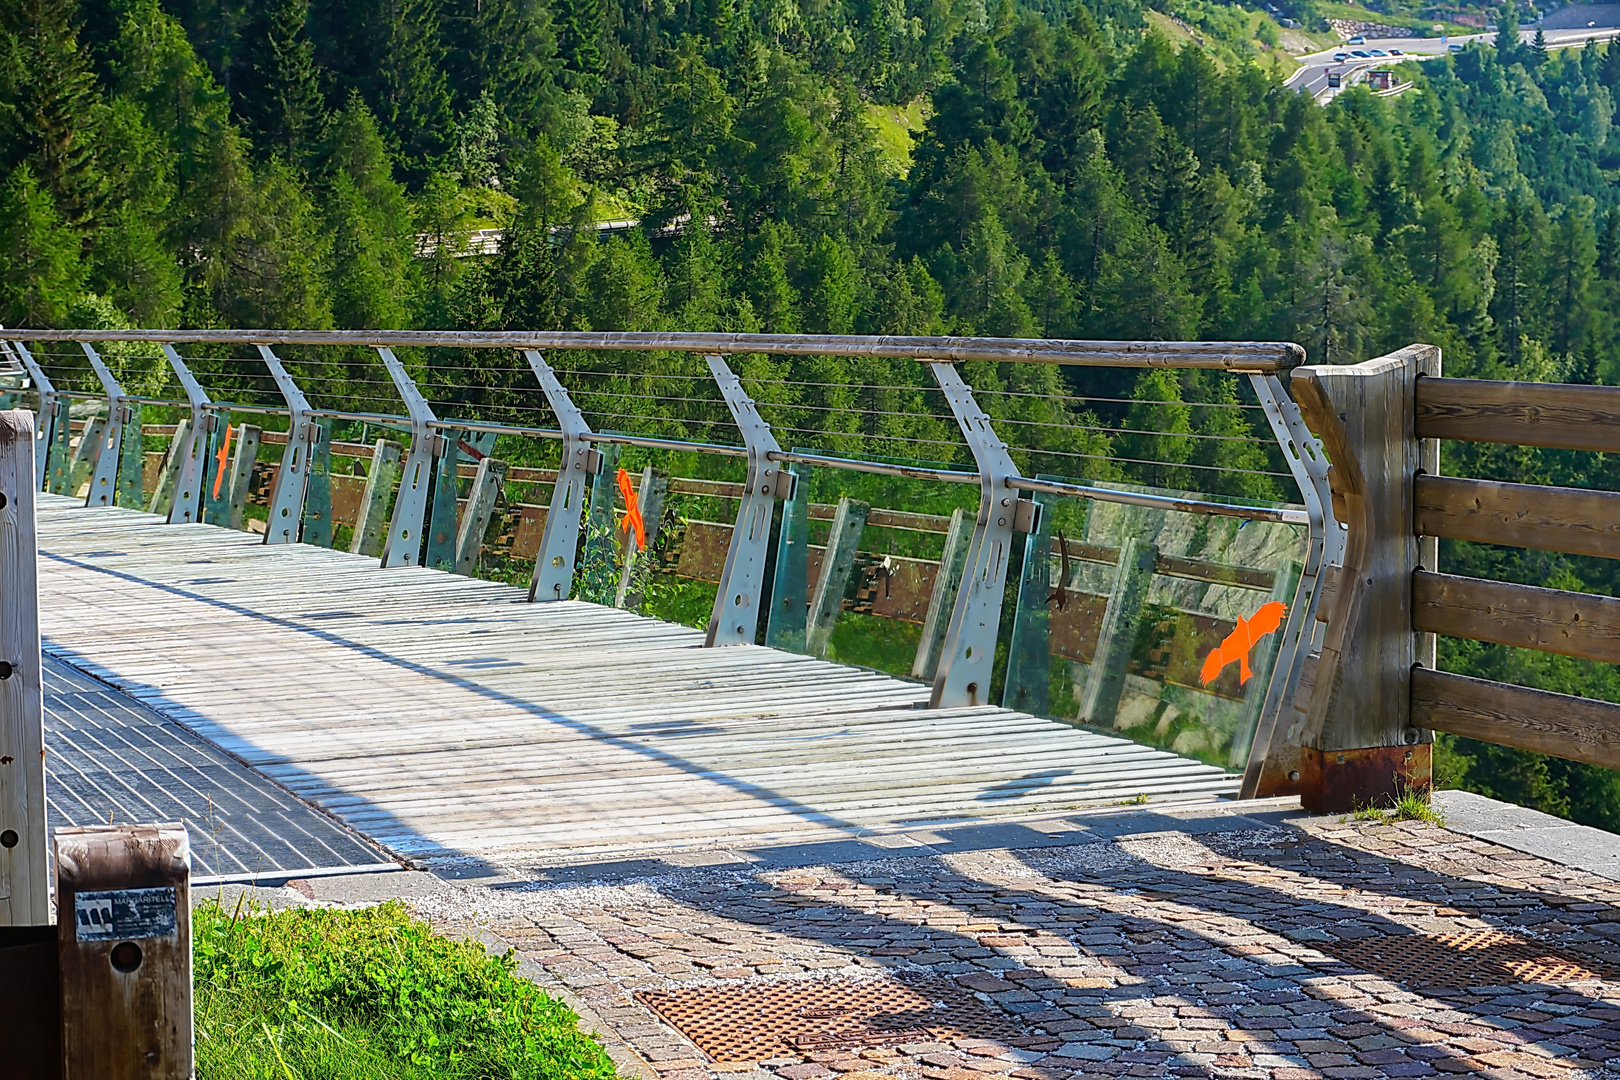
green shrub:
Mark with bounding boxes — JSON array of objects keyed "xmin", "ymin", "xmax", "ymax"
[{"xmin": 194, "ymin": 900, "xmax": 617, "ymax": 1080}]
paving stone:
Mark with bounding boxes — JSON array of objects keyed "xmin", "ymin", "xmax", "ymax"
[{"xmin": 432, "ymin": 815, "xmax": 1620, "ymax": 1080}]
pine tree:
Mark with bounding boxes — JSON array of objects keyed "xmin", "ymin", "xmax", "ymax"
[
  {"xmin": 238, "ymin": 0, "xmax": 328, "ymax": 166},
  {"xmin": 1494, "ymin": 3, "xmax": 1519, "ymax": 64},
  {"xmin": 0, "ymin": 164, "xmax": 87, "ymax": 325},
  {"xmin": 1117, "ymin": 368, "xmax": 1193, "ymax": 491},
  {"xmin": 439, "ymin": 0, "xmax": 561, "ymax": 138},
  {"xmin": 0, "ymin": 0, "xmax": 106, "ymax": 225}
]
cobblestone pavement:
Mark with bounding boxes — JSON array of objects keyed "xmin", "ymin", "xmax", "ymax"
[{"xmin": 414, "ymin": 814, "xmax": 1620, "ymax": 1080}]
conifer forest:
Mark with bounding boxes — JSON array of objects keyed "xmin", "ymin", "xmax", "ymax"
[{"xmin": 5, "ymin": 0, "xmax": 1620, "ymax": 827}]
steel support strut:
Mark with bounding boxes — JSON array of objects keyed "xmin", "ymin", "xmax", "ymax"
[
  {"xmin": 376, "ymin": 347, "xmax": 440, "ymax": 568},
  {"xmin": 705, "ymin": 355, "xmax": 791, "ymax": 647},
  {"xmin": 527, "ymin": 350, "xmax": 595, "ymax": 601},
  {"xmin": 258, "ymin": 345, "xmax": 316, "ymax": 544},
  {"xmin": 1240, "ymin": 372, "xmax": 1339, "ymax": 798},
  {"xmin": 930, "ymin": 362, "xmax": 1030, "ymax": 708},
  {"xmin": 6, "ymin": 342, "xmax": 59, "ymax": 492},
  {"xmin": 80, "ymin": 343, "xmax": 131, "ymax": 508},
  {"xmin": 161, "ymin": 344, "xmax": 216, "ymax": 524}
]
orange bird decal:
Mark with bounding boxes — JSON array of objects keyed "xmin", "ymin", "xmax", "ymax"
[
  {"xmin": 1200, "ymin": 601, "xmax": 1287, "ymax": 686},
  {"xmin": 616, "ymin": 468, "xmax": 646, "ymax": 550},
  {"xmin": 211, "ymin": 421, "xmax": 234, "ymax": 500}
]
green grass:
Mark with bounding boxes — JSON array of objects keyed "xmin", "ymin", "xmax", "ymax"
[
  {"xmin": 864, "ymin": 100, "xmax": 928, "ymax": 177},
  {"xmin": 195, "ymin": 900, "xmax": 616, "ymax": 1080}
]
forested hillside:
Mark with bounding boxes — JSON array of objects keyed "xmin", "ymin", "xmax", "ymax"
[{"xmin": 4, "ymin": 0, "xmax": 1620, "ymax": 827}]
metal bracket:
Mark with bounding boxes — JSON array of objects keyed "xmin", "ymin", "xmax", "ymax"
[
  {"xmin": 705, "ymin": 354, "xmax": 787, "ymax": 647},
  {"xmin": 375, "ymin": 347, "xmax": 440, "ymax": 568},
  {"xmin": 160, "ymin": 344, "xmax": 216, "ymax": 524},
  {"xmin": 1239, "ymin": 371, "xmax": 1338, "ymax": 797},
  {"xmin": 1011, "ymin": 495, "xmax": 1040, "ymax": 534},
  {"xmin": 526, "ymin": 350, "xmax": 593, "ymax": 601},
  {"xmin": 929, "ymin": 362, "xmax": 1023, "ymax": 708},
  {"xmin": 6, "ymin": 341, "xmax": 58, "ymax": 492},
  {"xmin": 80, "ymin": 343, "xmax": 129, "ymax": 508},
  {"xmin": 257, "ymin": 345, "xmax": 315, "ymax": 545}
]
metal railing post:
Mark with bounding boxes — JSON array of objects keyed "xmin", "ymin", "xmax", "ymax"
[
  {"xmin": 376, "ymin": 347, "xmax": 441, "ymax": 568},
  {"xmin": 5, "ymin": 342, "xmax": 61, "ymax": 493},
  {"xmin": 929, "ymin": 362, "xmax": 1031, "ymax": 708},
  {"xmin": 161, "ymin": 344, "xmax": 216, "ymax": 524},
  {"xmin": 79, "ymin": 343, "xmax": 131, "ymax": 508},
  {"xmin": 257, "ymin": 345, "xmax": 316, "ymax": 544},
  {"xmin": 526, "ymin": 350, "xmax": 595, "ymax": 601},
  {"xmin": 1239, "ymin": 372, "xmax": 1338, "ymax": 798},
  {"xmin": 705, "ymin": 354, "xmax": 792, "ymax": 647}
]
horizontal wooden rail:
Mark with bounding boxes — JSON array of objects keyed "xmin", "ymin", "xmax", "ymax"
[
  {"xmin": 1415, "ymin": 376, "xmax": 1620, "ymax": 453},
  {"xmin": 1415, "ymin": 474, "xmax": 1620, "ymax": 560},
  {"xmin": 0, "ymin": 329, "xmax": 1306, "ymax": 371},
  {"xmin": 1411, "ymin": 570, "xmax": 1620, "ymax": 664},
  {"xmin": 1412, "ymin": 666, "xmax": 1620, "ymax": 771}
]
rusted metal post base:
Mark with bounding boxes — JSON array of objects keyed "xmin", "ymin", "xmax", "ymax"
[
  {"xmin": 1299, "ymin": 743, "xmax": 1431, "ymax": 813},
  {"xmin": 1251, "ymin": 743, "xmax": 1303, "ymax": 799}
]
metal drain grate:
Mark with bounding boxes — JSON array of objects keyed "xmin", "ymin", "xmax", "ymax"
[
  {"xmin": 1315, "ymin": 929, "xmax": 1618, "ymax": 988},
  {"xmin": 636, "ymin": 977, "xmax": 1024, "ymax": 1062}
]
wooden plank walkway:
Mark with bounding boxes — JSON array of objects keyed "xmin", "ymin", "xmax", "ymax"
[
  {"xmin": 34, "ymin": 496, "xmax": 1237, "ymax": 870},
  {"xmin": 43, "ymin": 655, "xmax": 395, "ymax": 883}
]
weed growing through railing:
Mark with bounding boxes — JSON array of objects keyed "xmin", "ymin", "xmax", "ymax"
[{"xmin": 194, "ymin": 900, "xmax": 615, "ymax": 1080}]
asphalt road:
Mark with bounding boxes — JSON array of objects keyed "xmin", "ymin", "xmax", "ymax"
[{"xmin": 1289, "ymin": 22, "xmax": 1620, "ymax": 100}]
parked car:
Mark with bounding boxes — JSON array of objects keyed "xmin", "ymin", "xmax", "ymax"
[
  {"xmin": 1368, "ymin": 48, "xmax": 1388, "ymax": 56},
  {"xmin": 1448, "ymin": 42, "xmax": 1463, "ymax": 50},
  {"xmin": 1388, "ymin": 48, "xmax": 1404, "ymax": 55},
  {"xmin": 1351, "ymin": 49, "xmax": 1371, "ymax": 57},
  {"xmin": 1334, "ymin": 51, "xmax": 1350, "ymax": 60},
  {"xmin": 1347, "ymin": 34, "xmax": 1366, "ymax": 43}
]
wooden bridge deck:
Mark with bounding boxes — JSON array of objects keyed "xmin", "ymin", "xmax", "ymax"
[{"xmin": 35, "ymin": 496, "xmax": 1237, "ymax": 872}]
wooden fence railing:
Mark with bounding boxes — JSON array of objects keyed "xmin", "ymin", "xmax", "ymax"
[{"xmin": 1243, "ymin": 347, "xmax": 1620, "ymax": 810}]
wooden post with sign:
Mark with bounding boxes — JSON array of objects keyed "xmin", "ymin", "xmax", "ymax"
[{"xmin": 56, "ymin": 824, "xmax": 193, "ymax": 1080}]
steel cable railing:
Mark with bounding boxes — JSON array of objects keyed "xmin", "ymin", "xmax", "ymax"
[{"xmin": 2, "ymin": 328, "xmax": 1333, "ymax": 769}]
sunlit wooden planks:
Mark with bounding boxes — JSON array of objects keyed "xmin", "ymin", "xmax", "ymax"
[{"xmin": 33, "ymin": 497, "xmax": 1235, "ymax": 865}]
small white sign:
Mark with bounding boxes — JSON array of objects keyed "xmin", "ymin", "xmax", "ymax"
[{"xmin": 74, "ymin": 886, "xmax": 178, "ymax": 942}]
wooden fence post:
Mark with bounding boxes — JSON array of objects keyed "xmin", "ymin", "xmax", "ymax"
[
  {"xmin": 223, "ymin": 424, "xmax": 261, "ymax": 530},
  {"xmin": 806, "ymin": 497, "xmax": 869, "ymax": 657},
  {"xmin": 56, "ymin": 823, "xmax": 192, "ymax": 1080},
  {"xmin": 1078, "ymin": 537, "xmax": 1157, "ymax": 728},
  {"xmin": 615, "ymin": 465, "xmax": 666, "ymax": 607},
  {"xmin": 1288, "ymin": 344, "xmax": 1440, "ymax": 812},
  {"xmin": 911, "ymin": 508, "xmax": 973, "ymax": 681},
  {"xmin": 350, "ymin": 438, "xmax": 402, "ymax": 556},
  {"xmin": 455, "ymin": 456, "xmax": 508, "ymax": 576},
  {"xmin": 67, "ymin": 415, "xmax": 106, "ymax": 497},
  {"xmin": 0, "ymin": 410, "xmax": 47, "ymax": 927},
  {"xmin": 147, "ymin": 420, "xmax": 190, "ymax": 518}
]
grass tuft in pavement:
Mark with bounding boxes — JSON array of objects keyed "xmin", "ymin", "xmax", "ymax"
[{"xmin": 195, "ymin": 899, "xmax": 618, "ymax": 1080}]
